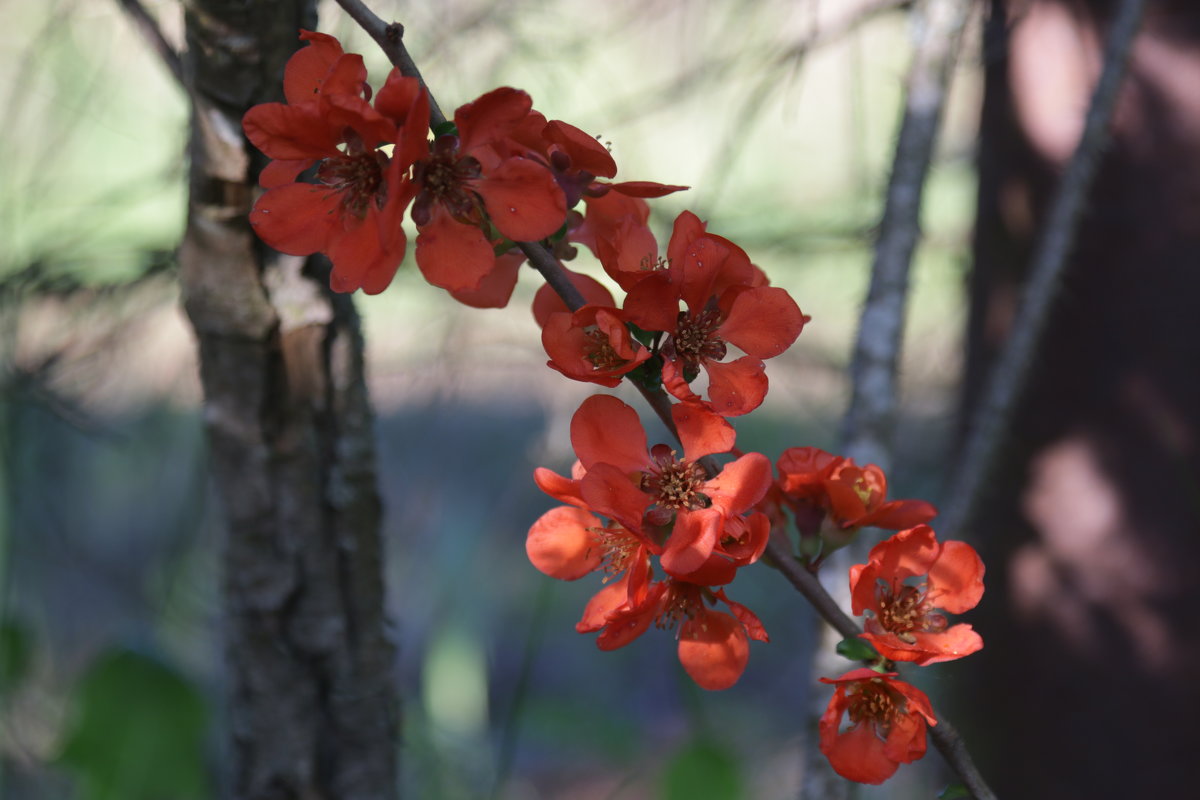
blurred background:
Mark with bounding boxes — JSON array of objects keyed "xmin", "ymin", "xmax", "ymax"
[{"xmin": 2, "ymin": 0, "xmax": 1197, "ymax": 798}]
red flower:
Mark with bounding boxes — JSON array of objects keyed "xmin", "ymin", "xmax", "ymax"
[
  {"xmin": 582, "ymin": 578, "xmax": 767, "ymax": 690},
  {"xmin": 541, "ymin": 305, "xmax": 653, "ymax": 387},
  {"xmin": 526, "ymin": 505, "xmax": 657, "ymax": 581},
  {"xmin": 621, "ymin": 211, "xmax": 809, "ymax": 416},
  {"xmin": 242, "ymin": 31, "xmax": 427, "ymax": 294},
  {"xmin": 408, "ymin": 88, "xmax": 567, "ymax": 293},
  {"xmin": 558, "ymin": 395, "xmax": 772, "ymax": 575},
  {"xmin": 819, "ymin": 669, "xmax": 937, "ymax": 785},
  {"xmin": 776, "ymin": 447, "xmax": 938, "ymax": 536},
  {"xmin": 850, "ymin": 525, "xmax": 984, "ymax": 665}
]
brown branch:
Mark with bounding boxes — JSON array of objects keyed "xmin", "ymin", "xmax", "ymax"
[
  {"xmin": 332, "ymin": 0, "xmax": 448, "ymax": 129},
  {"xmin": 116, "ymin": 0, "xmax": 184, "ymax": 88},
  {"xmin": 938, "ymin": 0, "xmax": 1149, "ymax": 541},
  {"xmin": 839, "ymin": 0, "xmax": 971, "ymax": 471}
]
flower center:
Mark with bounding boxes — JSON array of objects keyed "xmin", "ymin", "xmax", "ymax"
[
  {"xmin": 670, "ymin": 308, "xmax": 727, "ymax": 367},
  {"xmin": 846, "ymin": 681, "xmax": 899, "ymax": 732},
  {"xmin": 316, "ymin": 149, "xmax": 389, "ymax": 218},
  {"xmin": 591, "ymin": 526, "xmax": 640, "ymax": 582},
  {"xmin": 655, "ymin": 581, "xmax": 701, "ymax": 631},
  {"xmin": 411, "ymin": 134, "xmax": 485, "ymax": 227},
  {"xmin": 875, "ymin": 582, "xmax": 947, "ymax": 643},
  {"xmin": 583, "ymin": 326, "xmax": 628, "ymax": 371},
  {"xmin": 640, "ymin": 444, "xmax": 709, "ymax": 521}
]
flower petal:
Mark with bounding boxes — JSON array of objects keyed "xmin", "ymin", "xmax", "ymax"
[
  {"xmin": 249, "ymin": 183, "xmax": 341, "ymax": 255},
  {"xmin": 571, "ymin": 395, "xmax": 649, "ymax": 473},
  {"xmin": 678, "ymin": 610, "xmax": 749, "ymax": 690},
  {"xmin": 526, "ymin": 506, "xmax": 603, "ymax": 580},
  {"xmin": 449, "ymin": 248, "xmax": 523, "ymax": 309},
  {"xmin": 478, "ymin": 157, "xmax": 567, "ymax": 242},
  {"xmin": 719, "ymin": 285, "xmax": 808, "ymax": 358},
  {"xmin": 928, "ymin": 540, "xmax": 986, "ymax": 614},
  {"xmin": 415, "ymin": 208, "xmax": 495, "ymax": 292},
  {"xmin": 673, "ymin": 402, "xmax": 735, "ymax": 459},
  {"xmin": 284, "ymin": 31, "xmax": 347, "ymax": 104},
  {"xmin": 703, "ymin": 356, "xmax": 769, "ymax": 417}
]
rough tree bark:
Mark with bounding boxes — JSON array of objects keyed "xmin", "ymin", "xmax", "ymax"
[{"xmin": 179, "ymin": 2, "xmax": 399, "ymax": 798}]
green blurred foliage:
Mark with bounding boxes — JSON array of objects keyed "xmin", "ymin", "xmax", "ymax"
[
  {"xmin": 56, "ymin": 648, "xmax": 208, "ymax": 800},
  {"xmin": 660, "ymin": 737, "xmax": 744, "ymax": 800},
  {"xmin": 0, "ymin": 617, "xmax": 33, "ymax": 696}
]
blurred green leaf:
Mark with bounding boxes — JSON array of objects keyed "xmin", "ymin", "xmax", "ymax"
[
  {"xmin": 660, "ymin": 738, "xmax": 742, "ymax": 800},
  {"xmin": 57, "ymin": 647, "xmax": 209, "ymax": 800},
  {"xmin": 938, "ymin": 784, "xmax": 970, "ymax": 799},
  {"xmin": 0, "ymin": 617, "xmax": 33, "ymax": 695}
]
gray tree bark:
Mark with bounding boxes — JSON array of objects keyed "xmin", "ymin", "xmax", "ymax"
[{"xmin": 179, "ymin": 2, "xmax": 399, "ymax": 798}]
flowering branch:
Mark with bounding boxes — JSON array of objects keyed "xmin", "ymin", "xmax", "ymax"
[
  {"xmin": 292, "ymin": 2, "xmax": 998, "ymax": 796},
  {"xmin": 938, "ymin": 0, "xmax": 1149, "ymax": 540},
  {"xmin": 332, "ymin": 0, "xmax": 448, "ymax": 129}
]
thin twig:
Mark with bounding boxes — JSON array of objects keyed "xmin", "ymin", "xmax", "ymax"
[
  {"xmin": 333, "ymin": 0, "xmax": 447, "ymax": 129},
  {"xmin": 116, "ymin": 0, "xmax": 185, "ymax": 87},
  {"xmin": 517, "ymin": 242, "xmax": 586, "ymax": 310},
  {"xmin": 938, "ymin": 0, "xmax": 1149, "ymax": 541},
  {"xmin": 764, "ymin": 538, "xmax": 861, "ymax": 639},
  {"xmin": 334, "ymin": 2, "xmax": 996, "ymax": 795},
  {"xmin": 839, "ymin": 0, "xmax": 970, "ymax": 471}
]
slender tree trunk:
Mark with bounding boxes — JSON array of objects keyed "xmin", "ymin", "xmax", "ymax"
[{"xmin": 179, "ymin": 2, "xmax": 399, "ymax": 798}]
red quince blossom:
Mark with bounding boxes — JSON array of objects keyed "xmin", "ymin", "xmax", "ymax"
[
  {"xmin": 541, "ymin": 305, "xmax": 652, "ymax": 387},
  {"xmin": 621, "ymin": 211, "xmax": 809, "ymax": 416},
  {"xmin": 850, "ymin": 525, "xmax": 985, "ymax": 665},
  {"xmin": 554, "ymin": 394, "xmax": 772, "ymax": 576},
  {"xmin": 525, "ymin": 504, "xmax": 767, "ymax": 690},
  {"xmin": 819, "ymin": 669, "xmax": 937, "ymax": 785},
  {"xmin": 776, "ymin": 447, "xmax": 938, "ymax": 537},
  {"xmin": 243, "ymin": 31, "xmax": 427, "ymax": 294},
  {"xmin": 408, "ymin": 87, "xmax": 567, "ymax": 293},
  {"xmin": 582, "ymin": 577, "xmax": 767, "ymax": 690},
  {"xmin": 526, "ymin": 505, "xmax": 657, "ymax": 581}
]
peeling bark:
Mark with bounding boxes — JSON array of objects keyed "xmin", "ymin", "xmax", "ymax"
[{"xmin": 179, "ymin": 3, "xmax": 398, "ymax": 798}]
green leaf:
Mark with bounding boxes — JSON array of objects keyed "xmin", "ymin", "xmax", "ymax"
[
  {"xmin": 660, "ymin": 738, "xmax": 743, "ymax": 800},
  {"xmin": 0, "ymin": 617, "xmax": 33, "ymax": 695},
  {"xmin": 625, "ymin": 355, "xmax": 664, "ymax": 391},
  {"xmin": 938, "ymin": 784, "xmax": 971, "ymax": 799},
  {"xmin": 57, "ymin": 647, "xmax": 209, "ymax": 800},
  {"xmin": 835, "ymin": 637, "xmax": 878, "ymax": 663},
  {"xmin": 432, "ymin": 120, "xmax": 459, "ymax": 138}
]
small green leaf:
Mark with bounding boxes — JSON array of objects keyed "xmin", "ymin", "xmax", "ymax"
[
  {"xmin": 938, "ymin": 783, "xmax": 971, "ymax": 799},
  {"xmin": 0, "ymin": 617, "xmax": 33, "ymax": 695},
  {"xmin": 835, "ymin": 637, "xmax": 878, "ymax": 663},
  {"xmin": 628, "ymin": 323, "xmax": 658, "ymax": 348},
  {"xmin": 432, "ymin": 120, "xmax": 458, "ymax": 138},
  {"xmin": 661, "ymin": 738, "xmax": 742, "ymax": 800},
  {"xmin": 625, "ymin": 355, "xmax": 664, "ymax": 391},
  {"xmin": 57, "ymin": 647, "xmax": 209, "ymax": 800}
]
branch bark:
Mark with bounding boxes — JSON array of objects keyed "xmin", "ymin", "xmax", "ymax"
[
  {"xmin": 179, "ymin": 3, "xmax": 398, "ymax": 798},
  {"xmin": 840, "ymin": 0, "xmax": 970, "ymax": 471}
]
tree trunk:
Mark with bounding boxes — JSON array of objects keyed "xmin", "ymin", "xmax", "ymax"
[
  {"xmin": 179, "ymin": 2, "xmax": 399, "ymax": 798},
  {"xmin": 962, "ymin": 1, "xmax": 1200, "ymax": 795}
]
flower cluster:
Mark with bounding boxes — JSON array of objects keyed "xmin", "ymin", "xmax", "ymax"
[
  {"xmin": 244, "ymin": 28, "xmax": 990, "ymax": 791},
  {"xmin": 818, "ymin": 524, "xmax": 985, "ymax": 783},
  {"xmin": 243, "ymin": 31, "xmax": 681, "ymax": 303},
  {"xmin": 529, "ymin": 395, "xmax": 772, "ymax": 689}
]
